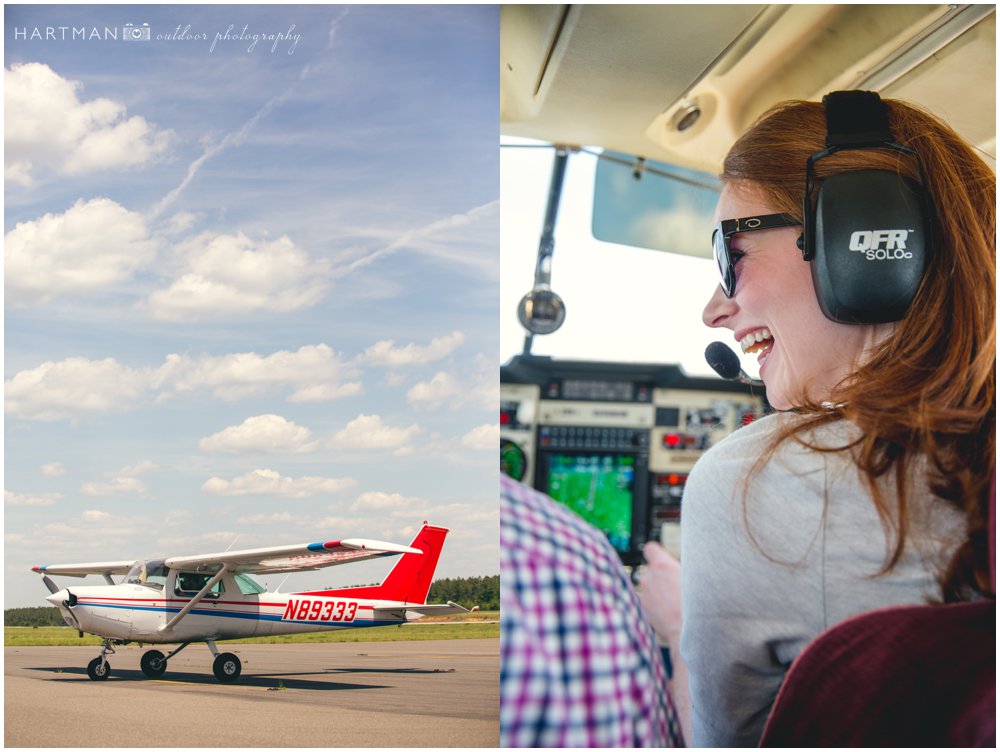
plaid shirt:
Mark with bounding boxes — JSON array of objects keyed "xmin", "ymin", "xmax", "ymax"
[{"xmin": 500, "ymin": 475, "xmax": 682, "ymax": 747}]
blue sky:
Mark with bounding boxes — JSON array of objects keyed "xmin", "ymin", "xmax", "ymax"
[{"xmin": 5, "ymin": 5, "xmax": 500, "ymax": 607}]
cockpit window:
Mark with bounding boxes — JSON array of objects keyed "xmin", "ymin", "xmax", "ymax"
[
  {"xmin": 234, "ymin": 573, "xmax": 267, "ymax": 595},
  {"xmin": 174, "ymin": 572, "xmax": 223, "ymax": 599},
  {"xmin": 125, "ymin": 559, "xmax": 169, "ymax": 591}
]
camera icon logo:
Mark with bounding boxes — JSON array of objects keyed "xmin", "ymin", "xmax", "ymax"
[{"xmin": 122, "ymin": 23, "xmax": 151, "ymax": 41}]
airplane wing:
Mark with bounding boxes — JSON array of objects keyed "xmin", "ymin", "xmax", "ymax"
[
  {"xmin": 164, "ymin": 538, "xmax": 421, "ymax": 574},
  {"xmin": 31, "ymin": 561, "xmax": 136, "ymax": 578}
]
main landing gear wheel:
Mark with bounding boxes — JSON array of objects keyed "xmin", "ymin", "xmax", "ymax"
[
  {"xmin": 87, "ymin": 657, "xmax": 110, "ymax": 681},
  {"xmin": 140, "ymin": 650, "xmax": 167, "ymax": 678},
  {"xmin": 213, "ymin": 652, "xmax": 241, "ymax": 683}
]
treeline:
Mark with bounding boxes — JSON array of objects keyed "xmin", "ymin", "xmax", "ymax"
[
  {"xmin": 428, "ymin": 575, "xmax": 499, "ymax": 611},
  {"xmin": 5, "ymin": 606, "xmax": 65, "ymax": 627},
  {"xmin": 5, "ymin": 576, "xmax": 500, "ymax": 626}
]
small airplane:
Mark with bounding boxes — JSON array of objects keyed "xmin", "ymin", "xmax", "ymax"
[{"xmin": 32, "ymin": 522, "xmax": 470, "ymax": 682}]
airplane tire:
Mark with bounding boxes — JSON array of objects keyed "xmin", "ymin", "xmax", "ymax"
[
  {"xmin": 213, "ymin": 652, "xmax": 241, "ymax": 683},
  {"xmin": 87, "ymin": 657, "xmax": 110, "ymax": 681},
  {"xmin": 140, "ymin": 650, "xmax": 167, "ymax": 678}
]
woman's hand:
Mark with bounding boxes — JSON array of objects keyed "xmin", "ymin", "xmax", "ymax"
[
  {"xmin": 637, "ymin": 540, "xmax": 691, "ymax": 744},
  {"xmin": 637, "ymin": 541, "xmax": 683, "ymax": 645}
]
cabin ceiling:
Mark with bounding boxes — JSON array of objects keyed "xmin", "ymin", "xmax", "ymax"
[{"xmin": 500, "ymin": 4, "xmax": 996, "ymax": 172}]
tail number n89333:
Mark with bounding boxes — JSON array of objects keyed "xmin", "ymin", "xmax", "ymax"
[{"xmin": 282, "ymin": 598, "xmax": 358, "ymax": 622}]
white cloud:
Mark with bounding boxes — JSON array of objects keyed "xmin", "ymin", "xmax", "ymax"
[
  {"xmin": 470, "ymin": 352, "xmax": 500, "ymax": 410},
  {"xmin": 81, "ymin": 510, "xmax": 110, "ymax": 522},
  {"xmin": 41, "ymin": 462, "xmax": 66, "ymax": 478},
  {"xmin": 82, "ymin": 477, "xmax": 147, "ymax": 497},
  {"xmin": 5, "ymin": 357, "xmax": 152, "ymax": 421},
  {"xmin": 82, "ymin": 460, "xmax": 157, "ymax": 497},
  {"xmin": 157, "ymin": 344, "xmax": 362, "ymax": 403},
  {"xmin": 460, "ymin": 423, "xmax": 499, "ymax": 449},
  {"xmin": 349, "ymin": 490, "xmax": 425, "ymax": 512},
  {"xmin": 200, "ymin": 414, "xmax": 318, "ymax": 454},
  {"xmin": 5, "ymin": 62, "xmax": 172, "ymax": 185},
  {"xmin": 314, "ymin": 516, "xmax": 355, "ymax": 531},
  {"xmin": 202, "ymin": 468, "xmax": 357, "ymax": 498},
  {"xmin": 5, "ymin": 490, "xmax": 61, "ymax": 507},
  {"xmin": 5, "ymin": 198, "xmax": 159, "ymax": 306},
  {"xmin": 407, "ymin": 371, "xmax": 462, "ymax": 410},
  {"xmin": 236, "ymin": 512, "xmax": 298, "ymax": 525},
  {"xmin": 407, "ymin": 354, "xmax": 497, "ymax": 412},
  {"xmin": 287, "ymin": 383, "xmax": 364, "ymax": 403},
  {"xmin": 6, "ymin": 345, "xmax": 365, "ymax": 422},
  {"xmin": 147, "ymin": 231, "xmax": 329, "ymax": 321},
  {"xmin": 359, "ymin": 330, "xmax": 465, "ymax": 367},
  {"xmin": 329, "ymin": 414, "xmax": 421, "ymax": 453},
  {"xmin": 162, "ymin": 211, "xmax": 202, "ymax": 236}
]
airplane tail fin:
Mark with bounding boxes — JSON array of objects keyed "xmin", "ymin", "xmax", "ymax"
[{"xmin": 302, "ymin": 523, "xmax": 449, "ymax": 604}]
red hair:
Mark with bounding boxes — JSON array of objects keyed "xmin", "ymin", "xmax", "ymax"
[{"xmin": 723, "ymin": 98, "xmax": 995, "ymax": 600}]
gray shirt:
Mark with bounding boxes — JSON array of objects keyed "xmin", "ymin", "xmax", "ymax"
[{"xmin": 679, "ymin": 413, "xmax": 965, "ymax": 747}]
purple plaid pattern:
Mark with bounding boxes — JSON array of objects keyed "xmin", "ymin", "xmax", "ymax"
[{"xmin": 500, "ymin": 475, "xmax": 681, "ymax": 747}]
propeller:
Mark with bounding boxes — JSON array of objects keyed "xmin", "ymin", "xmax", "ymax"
[
  {"xmin": 45, "ymin": 586, "xmax": 82, "ymax": 630},
  {"xmin": 41, "ymin": 575, "xmax": 59, "ymax": 594},
  {"xmin": 62, "ymin": 592, "xmax": 82, "ymax": 631}
]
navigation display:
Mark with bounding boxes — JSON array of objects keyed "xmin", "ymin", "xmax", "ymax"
[{"xmin": 544, "ymin": 453, "xmax": 634, "ymax": 551}]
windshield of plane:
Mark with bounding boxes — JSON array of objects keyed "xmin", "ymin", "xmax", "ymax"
[
  {"xmin": 501, "ymin": 139, "xmax": 745, "ymax": 379},
  {"xmin": 125, "ymin": 560, "xmax": 169, "ymax": 590},
  {"xmin": 592, "ymin": 151, "xmax": 720, "ymax": 257}
]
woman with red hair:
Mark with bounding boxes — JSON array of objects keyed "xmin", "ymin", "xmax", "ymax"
[{"xmin": 640, "ymin": 93, "xmax": 995, "ymax": 747}]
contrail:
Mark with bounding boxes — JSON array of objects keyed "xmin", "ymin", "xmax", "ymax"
[
  {"xmin": 343, "ymin": 199, "xmax": 500, "ymax": 273},
  {"xmin": 149, "ymin": 9, "xmax": 351, "ymax": 220},
  {"xmin": 148, "ymin": 91, "xmax": 291, "ymax": 219}
]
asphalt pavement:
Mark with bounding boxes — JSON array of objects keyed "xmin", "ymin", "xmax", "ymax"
[{"xmin": 5, "ymin": 638, "xmax": 499, "ymax": 747}]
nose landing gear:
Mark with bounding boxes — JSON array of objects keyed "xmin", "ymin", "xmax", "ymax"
[{"xmin": 86, "ymin": 639, "xmax": 116, "ymax": 680}]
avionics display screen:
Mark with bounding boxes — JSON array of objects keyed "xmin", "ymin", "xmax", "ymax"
[{"xmin": 544, "ymin": 453, "xmax": 634, "ymax": 552}]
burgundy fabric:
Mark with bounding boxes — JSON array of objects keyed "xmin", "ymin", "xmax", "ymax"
[
  {"xmin": 990, "ymin": 474, "xmax": 995, "ymax": 591},
  {"xmin": 758, "ymin": 599, "xmax": 995, "ymax": 747}
]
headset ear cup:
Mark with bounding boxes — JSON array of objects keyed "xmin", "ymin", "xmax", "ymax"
[
  {"xmin": 800, "ymin": 196, "xmax": 814, "ymax": 261},
  {"xmin": 810, "ymin": 170, "xmax": 928, "ymax": 323}
]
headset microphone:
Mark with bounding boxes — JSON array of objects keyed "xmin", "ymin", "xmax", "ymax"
[{"xmin": 705, "ymin": 342, "xmax": 764, "ymax": 388}]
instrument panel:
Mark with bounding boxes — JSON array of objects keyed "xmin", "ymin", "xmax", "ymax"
[{"xmin": 500, "ymin": 355, "xmax": 765, "ymax": 563}]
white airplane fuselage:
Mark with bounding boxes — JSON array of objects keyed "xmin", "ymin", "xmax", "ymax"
[
  {"xmin": 47, "ymin": 582, "xmax": 413, "ymax": 644},
  {"xmin": 35, "ymin": 523, "xmax": 458, "ymax": 683}
]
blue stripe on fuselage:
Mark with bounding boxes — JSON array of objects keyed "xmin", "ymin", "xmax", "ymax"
[{"xmin": 78, "ymin": 601, "xmax": 402, "ymax": 626}]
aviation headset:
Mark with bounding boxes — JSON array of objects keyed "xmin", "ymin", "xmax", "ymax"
[{"xmin": 798, "ymin": 90, "xmax": 933, "ymax": 324}]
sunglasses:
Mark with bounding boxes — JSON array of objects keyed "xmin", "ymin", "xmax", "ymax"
[{"xmin": 712, "ymin": 214, "xmax": 800, "ymax": 297}]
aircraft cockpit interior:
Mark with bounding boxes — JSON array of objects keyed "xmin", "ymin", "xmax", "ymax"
[
  {"xmin": 499, "ymin": 4, "xmax": 995, "ymax": 567},
  {"xmin": 501, "ymin": 355, "xmax": 763, "ymax": 564}
]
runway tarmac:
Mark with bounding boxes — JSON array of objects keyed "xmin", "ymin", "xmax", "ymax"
[{"xmin": 5, "ymin": 638, "xmax": 499, "ymax": 748}]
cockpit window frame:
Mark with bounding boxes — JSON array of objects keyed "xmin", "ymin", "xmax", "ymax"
[
  {"xmin": 173, "ymin": 571, "xmax": 224, "ymax": 599},
  {"xmin": 234, "ymin": 573, "xmax": 267, "ymax": 595}
]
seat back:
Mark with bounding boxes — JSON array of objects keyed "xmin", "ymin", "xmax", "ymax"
[{"xmin": 759, "ymin": 474, "xmax": 996, "ymax": 747}]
